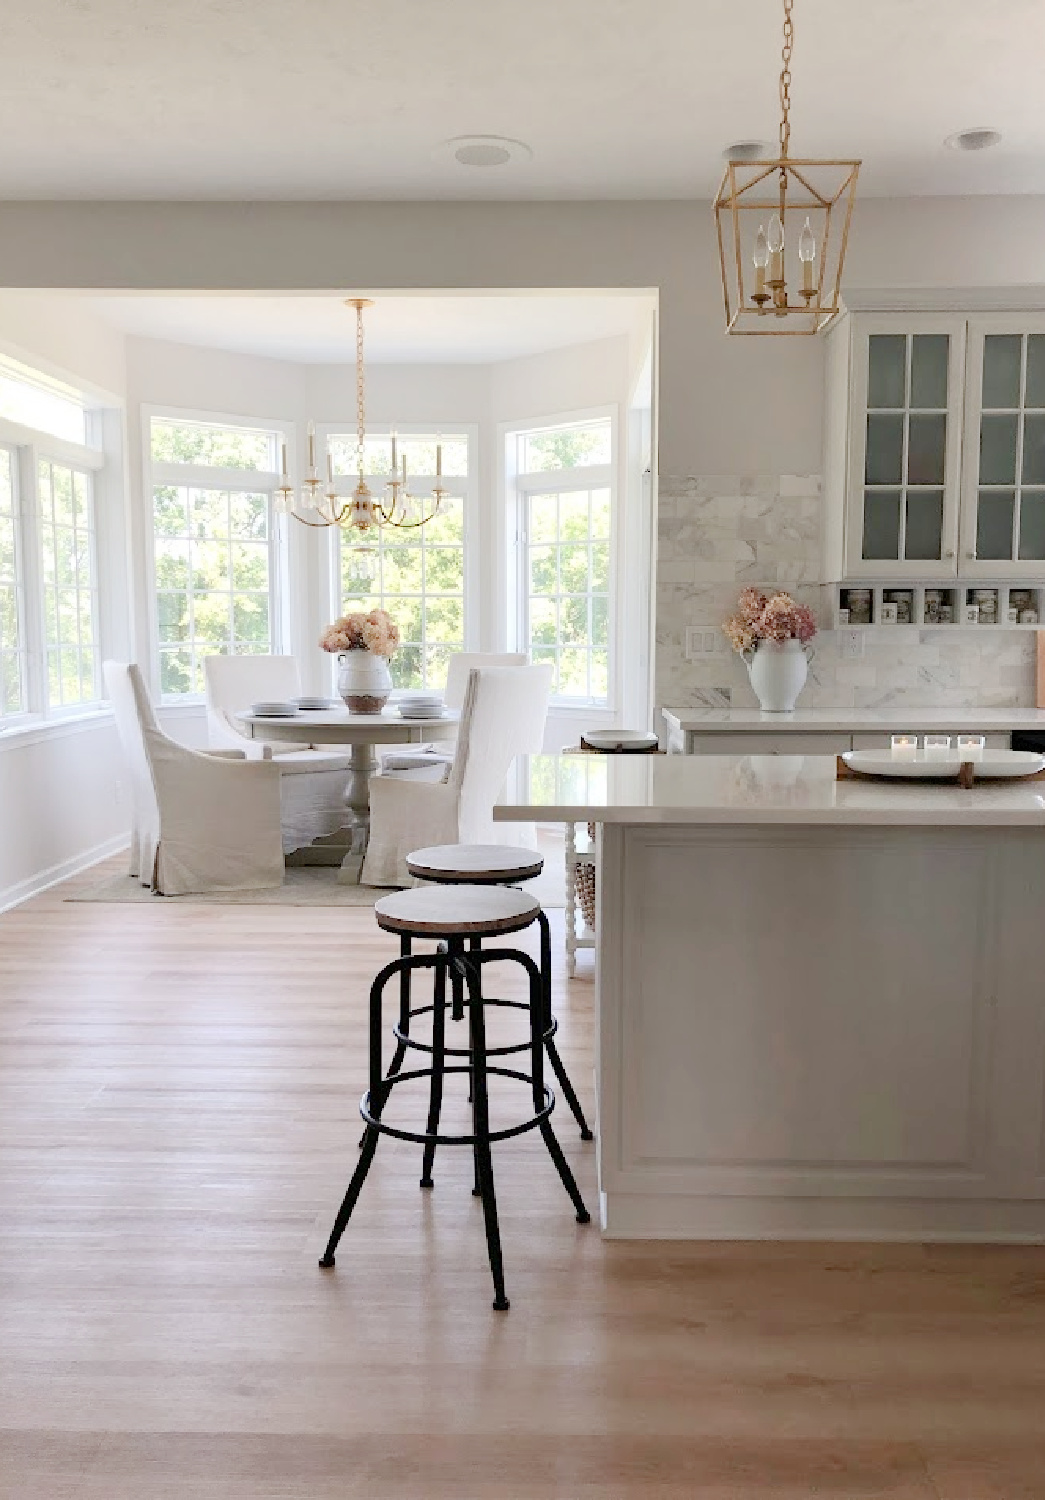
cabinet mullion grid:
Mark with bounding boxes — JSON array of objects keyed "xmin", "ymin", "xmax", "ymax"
[{"xmin": 899, "ymin": 334, "xmax": 911, "ymax": 562}]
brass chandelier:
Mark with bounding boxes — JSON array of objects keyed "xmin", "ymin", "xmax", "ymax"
[
  {"xmin": 714, "ymin": 0, "xmax": 860, "ymax": 335},
  {"xmin": 274, "ymin": 298, "xmax": 448, "ymax": 532}
]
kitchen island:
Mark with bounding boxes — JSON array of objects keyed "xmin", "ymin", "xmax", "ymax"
[{"xmin": 496, "ymin": 754, "xmax": 1045, "ymax": 1241}]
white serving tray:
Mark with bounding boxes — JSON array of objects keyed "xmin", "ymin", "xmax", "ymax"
[{"xmin": 842, "ymin": 748, "xmax": 1045, "ymax": 780}]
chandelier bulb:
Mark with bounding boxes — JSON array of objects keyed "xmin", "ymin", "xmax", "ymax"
[
  {"xmin": 798, "ymin": 217, "xmax": 815, "ymax": 262},
  {"xmin": 767, "ymin": 214, "xmax": 784, "ymax": 253}
]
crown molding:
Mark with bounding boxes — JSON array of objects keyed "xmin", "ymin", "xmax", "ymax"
[{"xmin": 842, "ymin": 286, "xmax": 1045, "ymax": 313}]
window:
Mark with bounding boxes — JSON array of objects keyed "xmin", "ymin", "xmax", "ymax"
[
  {"xmin": 333, "ymin": 431, "xmax": 471, "ymax": 691},
  {"xmin": 148, "ymin": 415, "xmax": 282, "ymax": 697},
  {"xmin": 0, "ymin": 447, "xmax": 25, "ymax": 717},
  {"xmin": 514, "ymin": 417, "xmax": 613, "ymax": 706},
  {"xmin": 38, "ymin": 457, "xmax": 100, "ymax": 708}
]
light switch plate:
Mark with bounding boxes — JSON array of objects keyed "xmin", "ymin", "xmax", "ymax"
[{"xmin": 685, "ymin": 626, "xmax": 720, "ymax": 659}]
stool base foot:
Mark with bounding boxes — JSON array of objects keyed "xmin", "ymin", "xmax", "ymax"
[
  {"xmin": 576, "ymin": 1209, "xmax": 591, "ymax": 1224},
  {"xmin": 419, "ymin": 1177, "xmax": 434, "ymax": 1190},
  {"xmin": 318, "ymin": 1254, "xmax": 335, "ymax": 1269},
  {"xmin": 580, "ymin": 1127, "xmax": 594, "ymax": 1142},
  {"xmin": 493, "ymin": 1296, "xmax": 510, "ymax": 1312},
  {"xmin": 471, "ymin": 1186, "xmax": 481, "ymax": 1197}
]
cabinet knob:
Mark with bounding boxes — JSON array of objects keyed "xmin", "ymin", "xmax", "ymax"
[
  {"xmin": 944, "ymin": 549, "xmax": 954, "ymax": 558},
  {"xmin": 965, "ymin": 550, "xmax": 975, "ymax": 560}
]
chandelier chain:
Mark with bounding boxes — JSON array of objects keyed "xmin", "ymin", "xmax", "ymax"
[
  {"xmin": 779, "ymin": 0, "xmax": 793, "ymax": 161},
  {"xmin": 355, "ymin": 302, "xmax": 366, "ymax": 477}
]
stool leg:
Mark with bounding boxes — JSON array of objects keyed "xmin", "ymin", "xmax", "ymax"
[
  {"xmin": 526, "ymin": 955, "xmax": 591, "ymax": 1226},
  {"xmin": 463, "ymin": 956, "xmax": 510, "ymax": 1311},
  {"xmin": 321, "ymin": 964, "xmax": 392, "ymax": 1268},
  {"xmin": 359, "ymin": 933, "xmax": 412, "ymax": 1149},
  {"xmin": 537, "ymin": 909, "xmax": 593, "ymax": 1141},
  {"xmin": 419, "ymin": 951, "xmax": 447, "ymax": 1190}
]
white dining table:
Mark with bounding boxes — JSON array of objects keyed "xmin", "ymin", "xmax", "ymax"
[{"xmin": 237, "ymin": 706, "xmax": 458, "ymax": 881}]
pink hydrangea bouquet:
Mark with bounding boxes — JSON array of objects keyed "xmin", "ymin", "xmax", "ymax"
[
  {"xmin": 723, "ymin": 587, "xmax": 817, "ymax": 660},
  {"xmin": 319, "ymin": 608, "xmax": 400, "ymax": 658}
]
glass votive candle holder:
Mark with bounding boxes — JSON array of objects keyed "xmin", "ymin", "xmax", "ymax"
[
  {"xmin": 957, "ymin": 734, "xmax": 986, "ymax": 762},
  {"xmin": 923, "ymin": 734, "xmax": 952, "ymax": 757},
  {"xmin": 891, "ymin": 734, "xmax": 919, "ymax": 759}
]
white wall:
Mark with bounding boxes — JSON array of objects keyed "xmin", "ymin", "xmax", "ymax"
[{"xmin": 0, "ymin": 296, "xmax": 132, "ymax": 907}]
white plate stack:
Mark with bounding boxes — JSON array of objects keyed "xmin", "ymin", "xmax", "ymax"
[
  {"xmin": 250, "ymin": 701, "xmax": 299, "ymax": 718},
  {"xmin": 292, "ymin": 696, "xmax": 337, "ymax": 711},
  {"xmin": 396, "ymin": 693, "xmax": 446, "ymax": 720}
]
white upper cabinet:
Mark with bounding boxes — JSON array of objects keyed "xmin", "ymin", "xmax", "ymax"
[
  {"xmin": 824, "ymin": 312, "xmax": 966, "ymax": 580},
  {"xmin": 960, "ymin": 315, "xmax": 1045, "ymax": 576}
]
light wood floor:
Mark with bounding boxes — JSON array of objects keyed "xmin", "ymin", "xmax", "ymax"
[{"xmin": 1, "ymin": 862, "xmax": 1044, "ymax": 1498}]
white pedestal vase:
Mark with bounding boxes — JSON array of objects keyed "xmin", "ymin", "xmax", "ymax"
[
  {"xmin": 337, "ymin": 650, "xmax": 392, "ymax": 713},
  {"xmin": 747, "ymin": 638, "xmax": 808, "ymax": 713}
]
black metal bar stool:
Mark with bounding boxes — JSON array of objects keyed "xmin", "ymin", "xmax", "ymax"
[
  {"xmin": 319, "ymin": 885, "xmax": 591, "ymax": 1311},
  {"xmin": 405, "ymin": 843, "xmax": 594, "ymax": 1141}
]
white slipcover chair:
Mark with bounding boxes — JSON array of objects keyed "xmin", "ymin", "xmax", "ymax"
[
  {"xmin": 105, "ymin": 662, "xmax": 350, "ymax": 895},
  {"xmin": 362, "ymin": 663, "xmax": 552, "ymax": 887},
  {"xmin": 203, "ymin": 654, "xmax": 349, "ymax": 768},
  {"xmin": 380, "ymin": 652, "xmax": 528, "ymax": 773}
]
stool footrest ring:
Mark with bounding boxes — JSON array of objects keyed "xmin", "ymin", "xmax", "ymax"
[{"xmin": 361, "ymin": 1065, "xmax": 555, "ymax": 1146}]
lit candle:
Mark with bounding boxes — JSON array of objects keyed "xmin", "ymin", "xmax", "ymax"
[
  {"xmin": 923, "ymin": 734, "xmax": 952, "ymax": 759},
  {"xmin": 798, "ymin": 216, "xmax": 816, "ymax": 294},
  {"xmin": 890, "ymin": 734, "xmax": 918, "ymax": 760},
  {"xmin": 767, "ymin": 214, "xmax": 784, "ymax": 283},
  {"xmin": 957, "ymin": 734, "xmax": 985, "ymax": 762}
]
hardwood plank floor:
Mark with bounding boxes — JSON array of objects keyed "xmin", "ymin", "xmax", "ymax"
[{"xmin": 1, "ymin": 860, "xmax": 1043, "ymax": 1497}]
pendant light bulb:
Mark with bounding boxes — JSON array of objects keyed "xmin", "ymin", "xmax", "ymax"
[
  {"xmin": 753, "ymin": 224, "xmax": 769, "ymax": 269},
  {"xmin": 798, "ymin": 217, "xmax": 815, "ymax": 262},
  {"xmin": 767, "ymin": 215, "xmax": 784, "ymax": 253}
]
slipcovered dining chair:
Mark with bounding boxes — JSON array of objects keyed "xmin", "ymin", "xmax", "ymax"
[
  {"xmin": 105, "ymin": 661, "xmax": 350, "ymax": 895},
  {"xmin": 379, "ymin": 651, "xmax": 528, "ymax": 774},
  {"xmin": 203, "ymin": 654, "xmax": 349, "ymax": 770},
  {"xmin": 362, "ymin": 663, "xmax": 551, "ymax": 887}
]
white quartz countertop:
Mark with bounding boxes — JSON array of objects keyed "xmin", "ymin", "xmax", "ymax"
[
  {"xmin": 662, "ymin": 706, "xmax": 1045, "ymax": 733},
  {"xmin": 495, "ymin": 754, "xmax": 1045, "ymax": 826}
]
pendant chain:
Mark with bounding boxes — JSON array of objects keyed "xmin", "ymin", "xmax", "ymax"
[{"xmin": 779, "ymin": 0, "xmax": 793, "ymax": 161}]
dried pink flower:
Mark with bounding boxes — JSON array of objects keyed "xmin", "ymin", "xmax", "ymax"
[
  {"xmin": 722, "ymin": 590, "xmax": 817, "ymax": 657},
  {"xmin": 319, "ymin": 607, "xmax": 400, "ymax": 657}
]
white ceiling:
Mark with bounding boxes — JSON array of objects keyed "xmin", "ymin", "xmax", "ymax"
[
  {"xmin": 85, "ymin": 293, "xmax": 653, "ymax": 363},
  {"xmin": 4, "ymin": 0, "xmax": 1044, "ymax": 200}
]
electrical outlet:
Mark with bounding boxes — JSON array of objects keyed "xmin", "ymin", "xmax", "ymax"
[
  {"xmin": 685, "ymin": 627, "xmax": 720, "ymax": 660},
  {"xmin": 838, "ymin": 629, "xmax": 864, "ymax": 660},
  {"xmin": 113, "ymin": 778, "xmax": 126, "ymax": 806}
]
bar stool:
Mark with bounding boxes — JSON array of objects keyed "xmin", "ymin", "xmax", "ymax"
[
  {"xmin": 319, "ymin": 885, "xmax": 591, "ymax": 1311},
  {"xmin": 405, "ymin": 843, "xmax": 594, "ymax": 1141}
]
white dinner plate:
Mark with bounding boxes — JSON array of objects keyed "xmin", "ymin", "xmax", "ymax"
[
  {"xmin": 292, "ymin": 697, "xmax": 338, "ymax": 710},
  {"xmin": 842, "ymin": 748, "xmax": 1045, "ymax": 780},
  {"xmin": 397, "ymin": 707, "xmax": 447, "ymax": 719},
  {"xmin": 250, "ymin": 703, "xmax": 299, "ymax": 717}
]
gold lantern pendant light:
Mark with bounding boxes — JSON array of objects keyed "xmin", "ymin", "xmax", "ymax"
[
  {"xmin": 714, "ymin": 0, "xmax": 860, "ymax": 335},
  {"xmin": 274, "ymin": 298, "xmax": 449, "ymax": 536}
]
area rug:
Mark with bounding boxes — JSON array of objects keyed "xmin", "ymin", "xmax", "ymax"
[{"xmin": 67, "ymin": 854, "xmax": 566, "ymax": 908}]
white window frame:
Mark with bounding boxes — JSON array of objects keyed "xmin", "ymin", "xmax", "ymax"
[
  {"xmin": 142, "ymin": 405, "xmax": 294, "ymax": 703},
  {"xmin": 0, "ymin": 441, "xmax": 28, "ymax": 723},
  {"xmin": 323, "ymin": 422, "xmax": 480, "ymax": 689},
  {"xmin": 36, "ymin": 451, "xmax": 103, "ymax": 712},
  {"xmin": 506, "ymin": 406, "xmax": 618, "ymax": 712},
  {"xmin": 0, "ymin": 411, "xmax": 108, "ymax": 731}
]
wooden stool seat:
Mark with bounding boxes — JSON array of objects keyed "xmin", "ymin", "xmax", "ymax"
[
  {"xmin": 374, "ymin": 885, "xmax": 540, "ymax": 939},
  {"xmin": 406, "ymin": 843, "xmax": 544, "ymax": 885}
]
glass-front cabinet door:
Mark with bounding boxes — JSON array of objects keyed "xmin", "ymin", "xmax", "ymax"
[
  {"xmin": 846, "ymin": 315, "xmax": 965, "ymax": 579},
  {"xmin": 960, "ymin": 316, "xmax": 1045, "ymax": 576}
]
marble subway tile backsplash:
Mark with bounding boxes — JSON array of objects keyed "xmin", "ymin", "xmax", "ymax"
[{"xmin": 656, "ymin": 474, "xmax": 1037, "ymax": 711}]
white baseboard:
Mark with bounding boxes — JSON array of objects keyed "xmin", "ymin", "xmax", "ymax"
[{"xmin": 0, "ymin": 833, "xmax": 130, "ymax": 915}]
